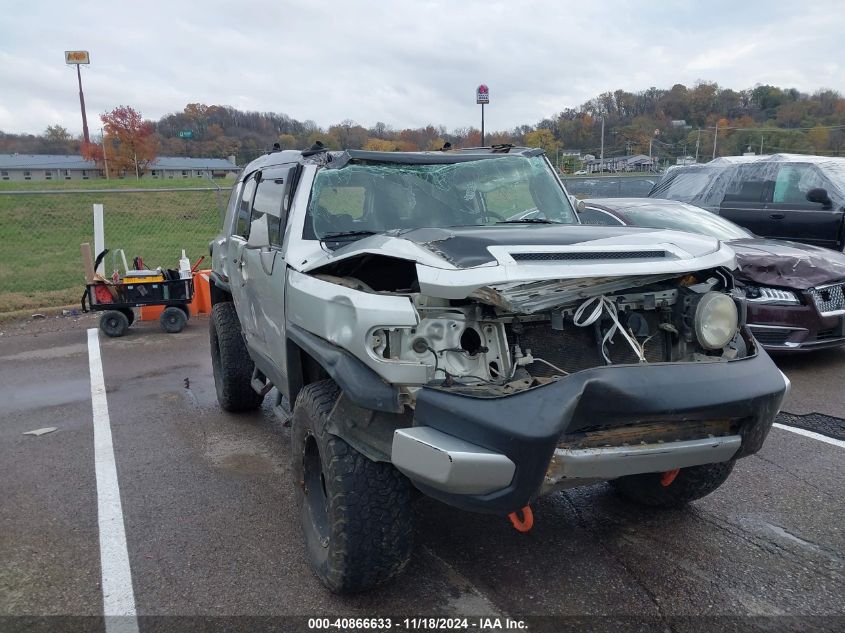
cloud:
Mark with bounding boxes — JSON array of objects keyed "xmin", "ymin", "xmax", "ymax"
[{"xmin": 0, "ymin": 0, "xmax": 842, "ymax": 135}]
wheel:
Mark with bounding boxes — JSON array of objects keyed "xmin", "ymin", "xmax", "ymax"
[
  {"xmin": 210, "ymin": 302, "xmax": 264, "ymax": 412},
  {"xmin": 292, "ymin": 380, "xmax": 414, "ymax": 593},
  {"xmin": 118, "ymin": 308, "xmax": 135, "ymax": 327},
  {"xmin": 178, "ymin": 304, "xmax": 190, "ymax": 321},
  {"xmin": 611, "ymin": 460, "xmax": 736, "ymax": 508},
  {"xmin": 160, "ymin": 306, "xmax": 187, "ymax": 333},
  {"xmin": 99, "ymin": 310, "xmax": 129, "ymax": 337}
]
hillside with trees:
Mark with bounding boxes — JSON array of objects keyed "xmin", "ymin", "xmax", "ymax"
[{"xmin": 2, "ymin": 82, "xmax": 844, "ymax": 168}]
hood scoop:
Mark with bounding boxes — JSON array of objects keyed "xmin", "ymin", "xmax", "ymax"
[{"xmin": 511, "ymin": 250, "xmax": 668, "ymax": 262}]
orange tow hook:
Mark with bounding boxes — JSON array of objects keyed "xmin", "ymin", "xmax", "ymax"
[
  {"xmin": 508, "ymin": 506, "xmax": 534, "ymax": 532},
  {"xmin": 661, "ymin": 468, "xmax": 681, "ymax": 487}
]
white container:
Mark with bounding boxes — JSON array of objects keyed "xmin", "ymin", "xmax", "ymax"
[{"xmin": 179, "ymin": 249, "xmax": 191, "ymax": 279}]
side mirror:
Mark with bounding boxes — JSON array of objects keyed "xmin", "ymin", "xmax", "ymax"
[
  {"xmin": 246, "ymin": 213, "xmax": 270, "ymax": 249},
  {"xmin": 576, "ymin": 199, "xmax": 587, "ymax": 213},
  {"xmin": 806, "ymin": 188, "xmax": 833, "ymax": 208}
]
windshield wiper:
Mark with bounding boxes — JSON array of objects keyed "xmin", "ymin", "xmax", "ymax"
[
  {"xmin": 495, "ymin": 218, "xmax": 562, "ymax": 225},
  {"xmin": 320, "ymin": 230, "xmax": 379, "ymax": 241}
]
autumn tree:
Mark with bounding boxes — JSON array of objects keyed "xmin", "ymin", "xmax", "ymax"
[
  {"xmin": 84, "ymin": 106, "xmax": 158, "ymax": 178},
  {"xmin": 524, "ymin": 129, "xmax": 560, "ymax": 155}
]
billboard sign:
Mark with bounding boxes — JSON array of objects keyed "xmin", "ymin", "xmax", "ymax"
[
  {"xmin": 178, "ymin": 130, "xmax": 193, "ymax": 139},
  {"xmin": 476, "ymin": 84, "xmax": 489, "ymax": 105},
  {"xmin": 65, "ymin": 50, "xmax": 90, "ymax": 65}
]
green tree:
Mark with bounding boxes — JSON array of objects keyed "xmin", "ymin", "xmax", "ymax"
[{"xmin": 524, "ymin": 129, "xmax": 560, "ymax": 155}]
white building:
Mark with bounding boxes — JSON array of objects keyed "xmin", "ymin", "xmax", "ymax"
[{"xmin": 0, "ymin": 154, "xmax": 240, "ymax": 182}]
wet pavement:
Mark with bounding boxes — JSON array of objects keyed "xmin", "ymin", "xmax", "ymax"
[{"xmin": 1, "ymin": 314, "xmax": 843, "ymax": 632}]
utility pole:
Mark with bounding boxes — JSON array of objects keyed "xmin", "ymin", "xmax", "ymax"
[
  {"xmin": 712, "ymin": 123, "xmax": 719, "ymax": 160},
  {"xmin": 101, "ymin": 128, "xmax": 110, "ymax": 179},
  {"xmin": 133, "ymin": 150, "xmax": 140, "ymax": 180},
  {"xmin": 760, "ymin": 134, "xmax": 764, "ymax": 155},
  {"xmin": 695, "ymin": 128, "xmax": 701, "ymax": 162},
  {"xmin": 600, "ymin": 116, "xmax": 605, "ymax": 171}
]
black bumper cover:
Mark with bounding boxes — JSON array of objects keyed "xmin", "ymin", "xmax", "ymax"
[{"xmin": 412, "ymin": 344, "xmax": 787, "ymax": 515}]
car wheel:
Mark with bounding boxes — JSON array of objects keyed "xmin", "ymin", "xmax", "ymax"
[
  {"xmin": 210, "ymin": 302, "xmax": 264, "ymax": 412},
  {"xmin": 160, "ymin": 306, "xmax": 187, "ymax": 333},
  {"xmin": 292, "ymin": 380, "xmax": 414, "ymax": 593},
  {"xmin": 610, "ymin": 460, "xmax": 735, "ymax": 508},
  {"xmin": 99, "ymin": 310, "xmax": 129, "ymax": 337}
]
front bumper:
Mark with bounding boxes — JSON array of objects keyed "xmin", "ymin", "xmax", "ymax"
[
  {"xmin": 393, "ymin": 335, "xmax": 787, "ymax": 515},
  {"xmin": 747, "ymin": 302, "xmax": 845, "ymax": 352}
]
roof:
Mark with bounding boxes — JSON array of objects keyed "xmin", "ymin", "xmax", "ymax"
[
  {"xmin": 650, "ymin": 153, "xmax": 845, "ymax": 206},
  {"xmin": 0, "ymin": 154, "xmax": 238, "ymax": 171},
  {"xmin": 240, "ymin": 146, "xmax": 544, "ymax": 179},
  {"xmin": 585, "ymin": 154, "xmax": 654, "ymax": 165},
  {"xmin": 150, "ymin": 157, "xmax": 239, "ymax": 170},
  {"xmin": 0, "ymin": 154, "xmax": 96, "ymax": 170}
]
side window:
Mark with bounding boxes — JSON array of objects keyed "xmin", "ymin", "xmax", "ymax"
[
  {"xmin": 579, "ymin": 207, "xmax": 625, "ymax": 226},
  {"xmin": 251, "ymin": 167, "xmax": 293, "ymax": 247},
  {"xmin": 771, "ymin": 164, "xmax": 827, "ymax": 204},
  {"xmin": 235, "ymin": 176, "xmax": 258, "ymax": 238},
  {"xmin": 722, "ymin": 165, "xmax": 767, "ymax": 204},
  {"xmin": 224, "ymin": 181, "xmax": 242, "ymax": 232}
]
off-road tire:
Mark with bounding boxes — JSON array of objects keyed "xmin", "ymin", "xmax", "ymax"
[
  {"xmin": 210, "ymin": 302, "xmax": 264, "ymax": 411},
  {"xmin": 160, "ymin": 306, "xmax": 187, "ymax": 333},
  {"xmin": 292, "ymin": 380, "xmax": 414, "ymax": 593},
  {"xmin": 611, "ymin": 460, "xmax": 736, "ymax": 508},
  {"xmin": 118, "ymin": 308, "xmax": 135, "ymax": 326},
  {"xmin": 99, "ymin": 310, "xmax": 129, "ymax": 337}
]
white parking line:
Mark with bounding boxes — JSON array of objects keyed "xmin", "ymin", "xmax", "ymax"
[
  {"xmin": 773, "ymin": 422, "xmax": 845, "ymax": 449},
  {"xmin": 88, "ymin": 328, "xmax": 139, "ymax": 633}
]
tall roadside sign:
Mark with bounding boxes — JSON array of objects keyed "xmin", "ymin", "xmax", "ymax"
[
  {"xmin": 476, "ymin": 84, "xmax": 489, "ymax": 146},
  {"xmin": 65, "ymin": 50, "xmax": 91, "ymax": 144}
]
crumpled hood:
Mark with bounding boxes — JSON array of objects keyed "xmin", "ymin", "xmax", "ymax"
[
  {"xmin": 399, "ymin": 224, "xmax": 722, "ymax": 267},
  {"xmin": 305, "ymin": 224, "xmax": 729, "ymax": 272},
  {"xmin": 728, "ymin": 238, "xmax": 845, "ymax": 289},
  {"xmin": 302, "ymin": 224, "xmax": 737, "ymax": 310}
]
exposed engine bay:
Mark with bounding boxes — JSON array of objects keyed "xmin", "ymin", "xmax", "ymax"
[{"xmin": 351, "ymin": 267, "xmax": 746, "ymax": 400}]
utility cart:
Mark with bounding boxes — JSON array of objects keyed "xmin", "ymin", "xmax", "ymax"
[{"xmin": 85, "ymin": 275, "xmax": 194, "ymax": 337}]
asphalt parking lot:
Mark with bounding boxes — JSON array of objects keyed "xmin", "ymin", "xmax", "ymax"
[{"xmin": 1, "ymin": 314, "xmax": 843, "ymax": 633}]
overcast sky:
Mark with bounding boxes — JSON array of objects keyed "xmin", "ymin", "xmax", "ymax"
[{"xmin": 1, "ymin": 0, "xmax": 842, "ymax": 136}]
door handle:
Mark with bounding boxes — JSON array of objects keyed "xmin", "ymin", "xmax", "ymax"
[{"xmin": 769, "ymin": 213, "xmax": 785, "ymax": 220}]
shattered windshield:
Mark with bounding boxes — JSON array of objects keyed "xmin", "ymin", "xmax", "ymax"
[{"xmin": 304, "ymin": 155, "xmax": 576, "ymax": 240}]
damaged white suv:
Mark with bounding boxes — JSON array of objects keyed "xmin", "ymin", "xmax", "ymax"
[{"xmin": 209, "ymin": 146, "xmax": 788, "ymax": 593}]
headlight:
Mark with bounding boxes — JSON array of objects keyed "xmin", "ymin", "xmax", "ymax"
[
  {"xmin": 744, "ymin": 286, "xmax": 800, "ymax": 305},
  {"xmin": 694, "ymin": 292, "xmax": 739, "ymax": 350}
]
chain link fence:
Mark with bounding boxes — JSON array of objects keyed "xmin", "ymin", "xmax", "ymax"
[
  {"xmin": 561, "ymin": 174, "xmax": 661, "ymax": 199},
  {"xmin": 0, "ymin": 187, "xmax": 229, "ymax": 316}
]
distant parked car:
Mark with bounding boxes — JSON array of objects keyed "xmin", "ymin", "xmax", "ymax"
[
  {"xmin": 579, "ymin": 198, "xmax": 845, "ymax": 352},
  {"xmin": 648, "ymin": 154, "xmax": 845, "ymax": 251}
]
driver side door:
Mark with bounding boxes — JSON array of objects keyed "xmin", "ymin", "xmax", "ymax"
[
  {"xmin": 227, "ymin": 173, "xmax": 261, "ymax": 347},
  {"xmin": 239, "ymin": 165, "xmax": 298, "ymax": 389}
]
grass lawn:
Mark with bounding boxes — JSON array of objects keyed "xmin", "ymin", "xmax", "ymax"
[{"xmin": 0, "ymin": 186, "xmax": 228, "ymax": 315}]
